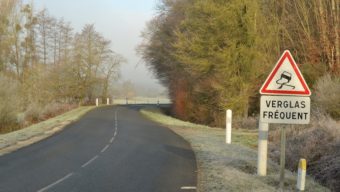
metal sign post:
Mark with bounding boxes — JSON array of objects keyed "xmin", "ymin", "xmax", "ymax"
[{"xmin": 258, "ymin": 50, "xmax": 311, "ymax": 191}]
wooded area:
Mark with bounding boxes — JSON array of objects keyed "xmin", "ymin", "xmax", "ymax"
[
  {"xmin": 0, "ymin": 0, "xmax": 124, "ymax": 132},
  {"xmin": 139, "ymin": 1, "xmax": 340, "ymax": 190},
  {"xmin": 139, "ymin": 0, "xmax": 340, "ymax": 126}
]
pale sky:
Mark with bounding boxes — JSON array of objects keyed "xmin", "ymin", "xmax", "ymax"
[{"xmin": 26, "ymin": 0, "xmax": 165, "ymax": 95}]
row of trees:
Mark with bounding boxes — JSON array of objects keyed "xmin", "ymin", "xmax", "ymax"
[
  {"xmin": 139, "ymin": 0, "xmax": 339, "ymax": 126},
  {"xmin": 0, "ymin": 0, "xmax": 124, "ymax": 131}
]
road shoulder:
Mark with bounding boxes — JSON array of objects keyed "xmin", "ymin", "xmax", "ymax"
[{"xmin": 141, "ymin": 108, "xmax": 329, "ymax": 192}]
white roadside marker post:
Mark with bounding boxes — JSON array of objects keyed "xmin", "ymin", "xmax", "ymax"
[
  {"xmin": 279, "ymin": 125, "xmax": 288, "ymax": 190},
  {"xmin": 226, "ymin": 109, "xmax": 232, "ymax": 144},
  {"xmin": 107, "ymin": 98, "xmax": 110, "ymax": 105},
  {"xmin": 297, "ymin": 159, "xmax": 307, "ymax": 191},
  {"xmin": 96, "ymin": 98, "xmax": 99, "ymax": 107},
  {"xmin": 257, "ymin": 122, "xmax": 269, "ymax": 176}
]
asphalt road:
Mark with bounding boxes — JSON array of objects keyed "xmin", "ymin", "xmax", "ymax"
[{"xmin": 0, "ymin": 105, "xmax": 197, "ymax": 192}]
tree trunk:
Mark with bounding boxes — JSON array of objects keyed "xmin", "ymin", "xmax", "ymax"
[
  {"xmin": 318, "ymin": 0, "xmax": 333, "ymax": 71},
  {"xmin": 332, "ymin": 0, "xmax": 340, "ymax": 74}
]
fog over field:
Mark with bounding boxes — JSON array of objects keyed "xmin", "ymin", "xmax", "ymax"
[{"xmin": 29, "ymin": 0, "xmax": 166, "ymax": 96}]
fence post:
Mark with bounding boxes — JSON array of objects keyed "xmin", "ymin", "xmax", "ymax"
[
  {"xmin": 257, "ymin": 122, "xmax": 269, "ymax": 176},
  {"xmin": 226, "ymin": 109, "xmax": 232, "ymax": 144}
]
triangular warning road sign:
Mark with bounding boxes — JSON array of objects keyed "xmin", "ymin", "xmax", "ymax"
[{"xmin": 260, "ymin": 50, "xmax": 311, "ymax": 96}]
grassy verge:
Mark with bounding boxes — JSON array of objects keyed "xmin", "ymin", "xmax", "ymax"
[
  {"xmin": 141, "ymin": 108, "xmax": 329, "ymax": 192},
  {"xmin": 0, "ymin": 106, "xmax": 95, "ymax": 155}
]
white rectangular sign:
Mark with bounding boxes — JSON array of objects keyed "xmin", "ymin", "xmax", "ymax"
[{"xmin": 260, "ymin": 96, "xmax": 310, "ymax": 124}]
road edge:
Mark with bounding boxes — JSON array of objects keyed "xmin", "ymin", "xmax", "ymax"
[
  {"xmin": 140, "ymin": 108, "xmax": 330, "ymax": 192},
  {"xmin": 0, "ymin": 106, "xmax": 96, "ymax": 156}
]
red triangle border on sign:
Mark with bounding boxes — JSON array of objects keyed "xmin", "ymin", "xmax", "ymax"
[{"xmin": 260, "ymin": 50, "xmax": 311, "ymax": 96}]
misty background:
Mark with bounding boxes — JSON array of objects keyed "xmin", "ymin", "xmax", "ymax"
[{"xmin": 28, "ymin": 0, "xmax": 166, "ymax": 97}]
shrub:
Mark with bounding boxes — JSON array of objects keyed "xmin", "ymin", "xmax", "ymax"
[
  {"xmin": 16, "ymin": 112, "xmax": 25, "ymax": 127},
  {"xmin": 233, "ymin": 116, "xmax": 258, "ymax": 130},
  {"xmin": 0, "ymin": 101, "xmax": 19, "ymax": 132},
  {"xmin": 39, "ymin": 102, "xmax": 76, "ymax": 120},
  {"xmin": 40, "ymin": 102, "xmax": 63, "ymax": 120},
  {"xmin": 313, "ymin": 74, "xmax": 340, "ymax": 120},
  {"xmin": 0, "ymin": 74, "xmax": 20, "ymax": 133},
  {"xmin": 269, "ymin": 114, "xmax": 340, "ymax": 190},
  {"xmin": 23, "ymin": 102, "xmax": 76, "ymax": 124},
  {"xmin": 309, "ymin": 141, "xmax": 340, "ymax": 192},
  {"xmin": 266, "ymin": 74, "xmax": 340, "ymax": 190},
  {"xmin": 24, "ymin": 103, "xmax": 42, "ymax": 124}
]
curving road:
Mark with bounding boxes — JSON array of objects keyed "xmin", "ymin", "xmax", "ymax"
[{"xmin": 0, "ymin": 105, "xmax": 197, "ymax": 192}]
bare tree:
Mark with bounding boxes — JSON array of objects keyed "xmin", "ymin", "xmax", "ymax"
[{"xmin": 100, "ymin": 53, "xmax": 125, "ymax": 99}]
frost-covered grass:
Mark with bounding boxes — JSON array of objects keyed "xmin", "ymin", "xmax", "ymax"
[
  {"xmin": 0, "ymin": 106, "xmax": 95, "ymax": 152},
  {"xmin": 141, "ymin": 109, "xmax": 329, "ymax": 192}
]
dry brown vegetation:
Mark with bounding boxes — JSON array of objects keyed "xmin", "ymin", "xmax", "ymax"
[
  {"xmin": 313, "ymin": 74, "xmax": 340, "ymax": 120},
  {"xmin": 269, "ymin": 74, "xmax": 340, "ymax": 191},
  {"xmin": 269, "ymin": 115, "xmax": 340, "ymax": 191},
  {"xmin": 0, "ymin": 0, "xmax": 123, "ymax": 133}
]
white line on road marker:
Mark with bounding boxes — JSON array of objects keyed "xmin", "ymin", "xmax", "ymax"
[
  {"xmin": 37, "ymin": 172, "xmax": 74, "ymax": 192},
  {"xmin": 81, "ymin": 155, "xmax": 98, "ymax": 168},
  {"xmin": 101, "ymin": 145, "xmax": 109, "ymax": 153},
  {"xmin": 180, "ymin": 186, "xmax": 197, "ymax": 190},
  {"xmin": 113, "ymin": 109, "xmax": 118, "ymax": 139},
  {"xmin": 109, "ymin": 137, "xmax": 115, "ymax": 143}
]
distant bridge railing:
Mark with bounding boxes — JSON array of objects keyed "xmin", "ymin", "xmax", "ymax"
[{"xmin": 110, "ymin": 97, "xmax": 171, "ymax": 105}]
